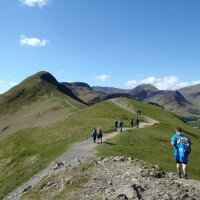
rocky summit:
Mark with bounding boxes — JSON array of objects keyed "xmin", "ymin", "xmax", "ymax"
[{"xmin": 21, "ymin": 157, "xmax": 200, "ymax": 200}]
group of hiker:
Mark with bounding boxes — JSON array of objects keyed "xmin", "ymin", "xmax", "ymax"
[
  {"xmin": 130, "ymin": 118, "xmax": 140, "ymax": 128},
  {"xmin": 114, "ymin": 119, "xmax": 124, "ymax": 132},
  {"xmin": 91, "ymin": 117, "xmax": 140, "ymax": 143},
  {"xmin": 114, "ymin": 118, "xmax": 140, "ymax": 131},
  {"xmin": 90, "ymin": 111, "xmax": 192, "ymax": 179},
  {"xmin": 91, "ymin": 127, "xmax": 103, "ymax": 143}
]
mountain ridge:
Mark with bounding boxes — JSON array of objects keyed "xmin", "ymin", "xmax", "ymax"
[
  {"xmin": 1, "ymin": 71, "xmax": 199, "ymax": 134},
  {"xmin": 0, "ymin": 71, "xmax": 86, "ymax": 140}
]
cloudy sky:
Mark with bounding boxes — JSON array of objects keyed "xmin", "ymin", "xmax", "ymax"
[{"xmin": 0, "ymin": 0, "xmax": 200, "ymax": 93}]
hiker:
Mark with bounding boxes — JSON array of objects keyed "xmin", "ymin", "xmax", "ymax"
[
  {"xmin": 119, "ymin": 120, "xmax": 123, "ymax": 132},
  {"xmin": 136, "ymin": 109, "xmax": 141, "ymax": 114},
  {"xmin": 114, "ymin": 119, "xmax": 118, "ymax": 131},
  {"xmin": 136, "ymin": 118, "xmax": 139, "ymax": 128},
  {"xmin": 171, "ymin": 127, "xmax": 191, "ymax": 179},
  {"xmin": 97, "ymin": 127, "xmax": 103, "ymax": 143},
  {"xmin": 91, "ymin": 128, "xmax": 97, "ymax": 143},
  {"xmin": 130, "ymin": 118, "xmax": 134, "ymax": 127}
]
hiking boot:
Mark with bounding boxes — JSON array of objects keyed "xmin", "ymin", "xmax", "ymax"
[
  {"xmin": 177, "ymin": 172, "xmax": 181, "ymax": 178},
  {"xmin": 182, "ymin": 173, "xmax": 187, "ymax": 179}
]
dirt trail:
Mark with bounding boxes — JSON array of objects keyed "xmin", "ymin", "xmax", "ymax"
[
  {"xmin": 110, "ymin": 98, "xmax": 159, "ymax": 125},
  {"xmin": 4, "ymin": 100, "xmax": 158, "ymax": 200}
]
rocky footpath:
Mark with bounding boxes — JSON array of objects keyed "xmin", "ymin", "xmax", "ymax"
[
  {"xmin": 20, "ymin": 156, "xmax": 200, "ymax": 200},
  {"xmin": 3, "ymin": 139, "xmax": 96, "ymax": 200}
]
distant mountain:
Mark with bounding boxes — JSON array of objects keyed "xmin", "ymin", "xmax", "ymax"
[
  {"xmin": 129, "ymin": 84, "xmax": 158, "ymax": 100},
  {"xmin": 62, "ymin": 82, "xmax": 105, "ymax": 105},
  {"xmin": 92, "ymin": 86, "xmax": 129, "ymax": 94},
  {"xmin": 63, "ymin": 83, "xmax": 134, "ymax": 105},
  {"xmin": 93, "ymin": 83, "xmax": 200, "ymax": 124},
  {"xmin": 125, "ymin": 84, "xmax": 192, "ymax": 115},
  {"xmin": 0, "ymin": 71, "xmax": 85, "ymax": 140},
  {"xmin": 92, "ymin": 84, "xmax": 194, "ymax": 114}
]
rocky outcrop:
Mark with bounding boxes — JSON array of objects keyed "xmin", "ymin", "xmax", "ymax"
[{"xmin": 20, "ymin": 157, "xmax": 200, "ymax": 200}]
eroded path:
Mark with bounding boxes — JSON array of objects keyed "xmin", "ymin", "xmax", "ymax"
[
  {"xmin": 4, "ymin": 100, "xmax": 158, "ymax": 200},
  {"xmin": 110, "ymin": 98, "xmax": 159, "ymax": 125}
]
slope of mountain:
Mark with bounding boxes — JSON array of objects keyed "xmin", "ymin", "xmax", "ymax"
[
  {"xmin": 0, "ymin": 72, "xmax": 86, "ymax": 140},
  {"xmin": 179, "ymin": 83, "xmax": 200, "ymax": 107},
  {"xmin": 62, "ymin": 82, "xmax": 105, "ymax": 104},
  {"xmin": 146, "ymin": 90, "xmax": 192, "ymax": 114},
  {"xmin": 177, "ymin": 84, "xmax": 200, "ymax": 127}
]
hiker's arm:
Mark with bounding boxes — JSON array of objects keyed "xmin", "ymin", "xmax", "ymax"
[{"xmin": 171, "ymin": 136, "xmax": 176, "ymax": 146}]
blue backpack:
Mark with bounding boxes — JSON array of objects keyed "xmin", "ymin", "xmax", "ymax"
[
  {"xmin": 91, "ymin": 130, "xmax": 97, "ymax": 137},
  {"xmin": 177, "ymin": 134, "xmax": 191, "ymax": 157}
]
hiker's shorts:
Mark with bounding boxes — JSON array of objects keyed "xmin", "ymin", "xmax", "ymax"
[{"xmin": 176, "ymin": 160, "xmax": 188, "ymax": 164}]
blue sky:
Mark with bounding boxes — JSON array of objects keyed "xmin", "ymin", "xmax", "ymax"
[{"xmin": 0, "ymin": 0, "xmax": 200, "ymax": 93}]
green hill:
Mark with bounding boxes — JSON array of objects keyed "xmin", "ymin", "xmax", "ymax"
[
  {"xmin": 0, "ymin": 100, "xmax": 141, "ymax": 199},
  {"xmin": 0, "ymin": 72, "xmax": 85, "ymax": 140},
  {"xmin": 97, "ymin": 98, "xmax": 200, "ymax": 180},
  {"xmin": 0, "ymin": 97, "xmax": 199, "ymax": 199}
]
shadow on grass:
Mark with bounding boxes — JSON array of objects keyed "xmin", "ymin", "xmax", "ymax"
[{"xmin": 102, "ymin": 141, "xmax": 116, "ymax": 145}]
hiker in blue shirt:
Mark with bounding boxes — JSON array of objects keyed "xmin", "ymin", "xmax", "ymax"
[
  {"xmin": 91, "ymin": 128, "xmax": 97, "ymax": 143},
  {"xmin": 171, "ymin": 127, "xmax": 191, "ymax": 179}
]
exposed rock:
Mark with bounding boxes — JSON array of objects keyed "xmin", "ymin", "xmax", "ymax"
[{"xmin": 20, "ymin": 157, "xmax": 200, "ymax": 200}]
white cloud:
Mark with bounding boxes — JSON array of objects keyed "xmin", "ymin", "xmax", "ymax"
[
  {"xmin": 95, "ymin": 75, "xmax": 109, "ymax": 82},
  {"xmin": 20, "ymin": 0, "xmax": 49, "ymax": 8},
  {"xmin": 125, "ymin": 80, "xmax": 137, "ymax": 88},
  {"xmin": 9, "ymin": 82, "xmax": 18, "ymax": 87},
  {"xmin": 141, "ymin": 76, "xmax": 156, "ymax": 84},
  {"xmin": 155, "ymin": 76, "xmax": 179, "ymax": 90},
  {"xmin": 125, "ymin": 76, "xmax": 200, "ymax": 90},
  {"xmin": 20, "ymin": 35, "xmax": 49, "ymax": 47}
]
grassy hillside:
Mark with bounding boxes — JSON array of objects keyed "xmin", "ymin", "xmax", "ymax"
[
  {"xmin": 97, "ymin": 98, "xmax": 200, "ymax": 180},
  {"xmin": 0, "ymin": 72, "xmax": 85, "ymax": 140},
  {"xmin": 0, "ymin": 101, "xmax": 141, "ymax": 199}
]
